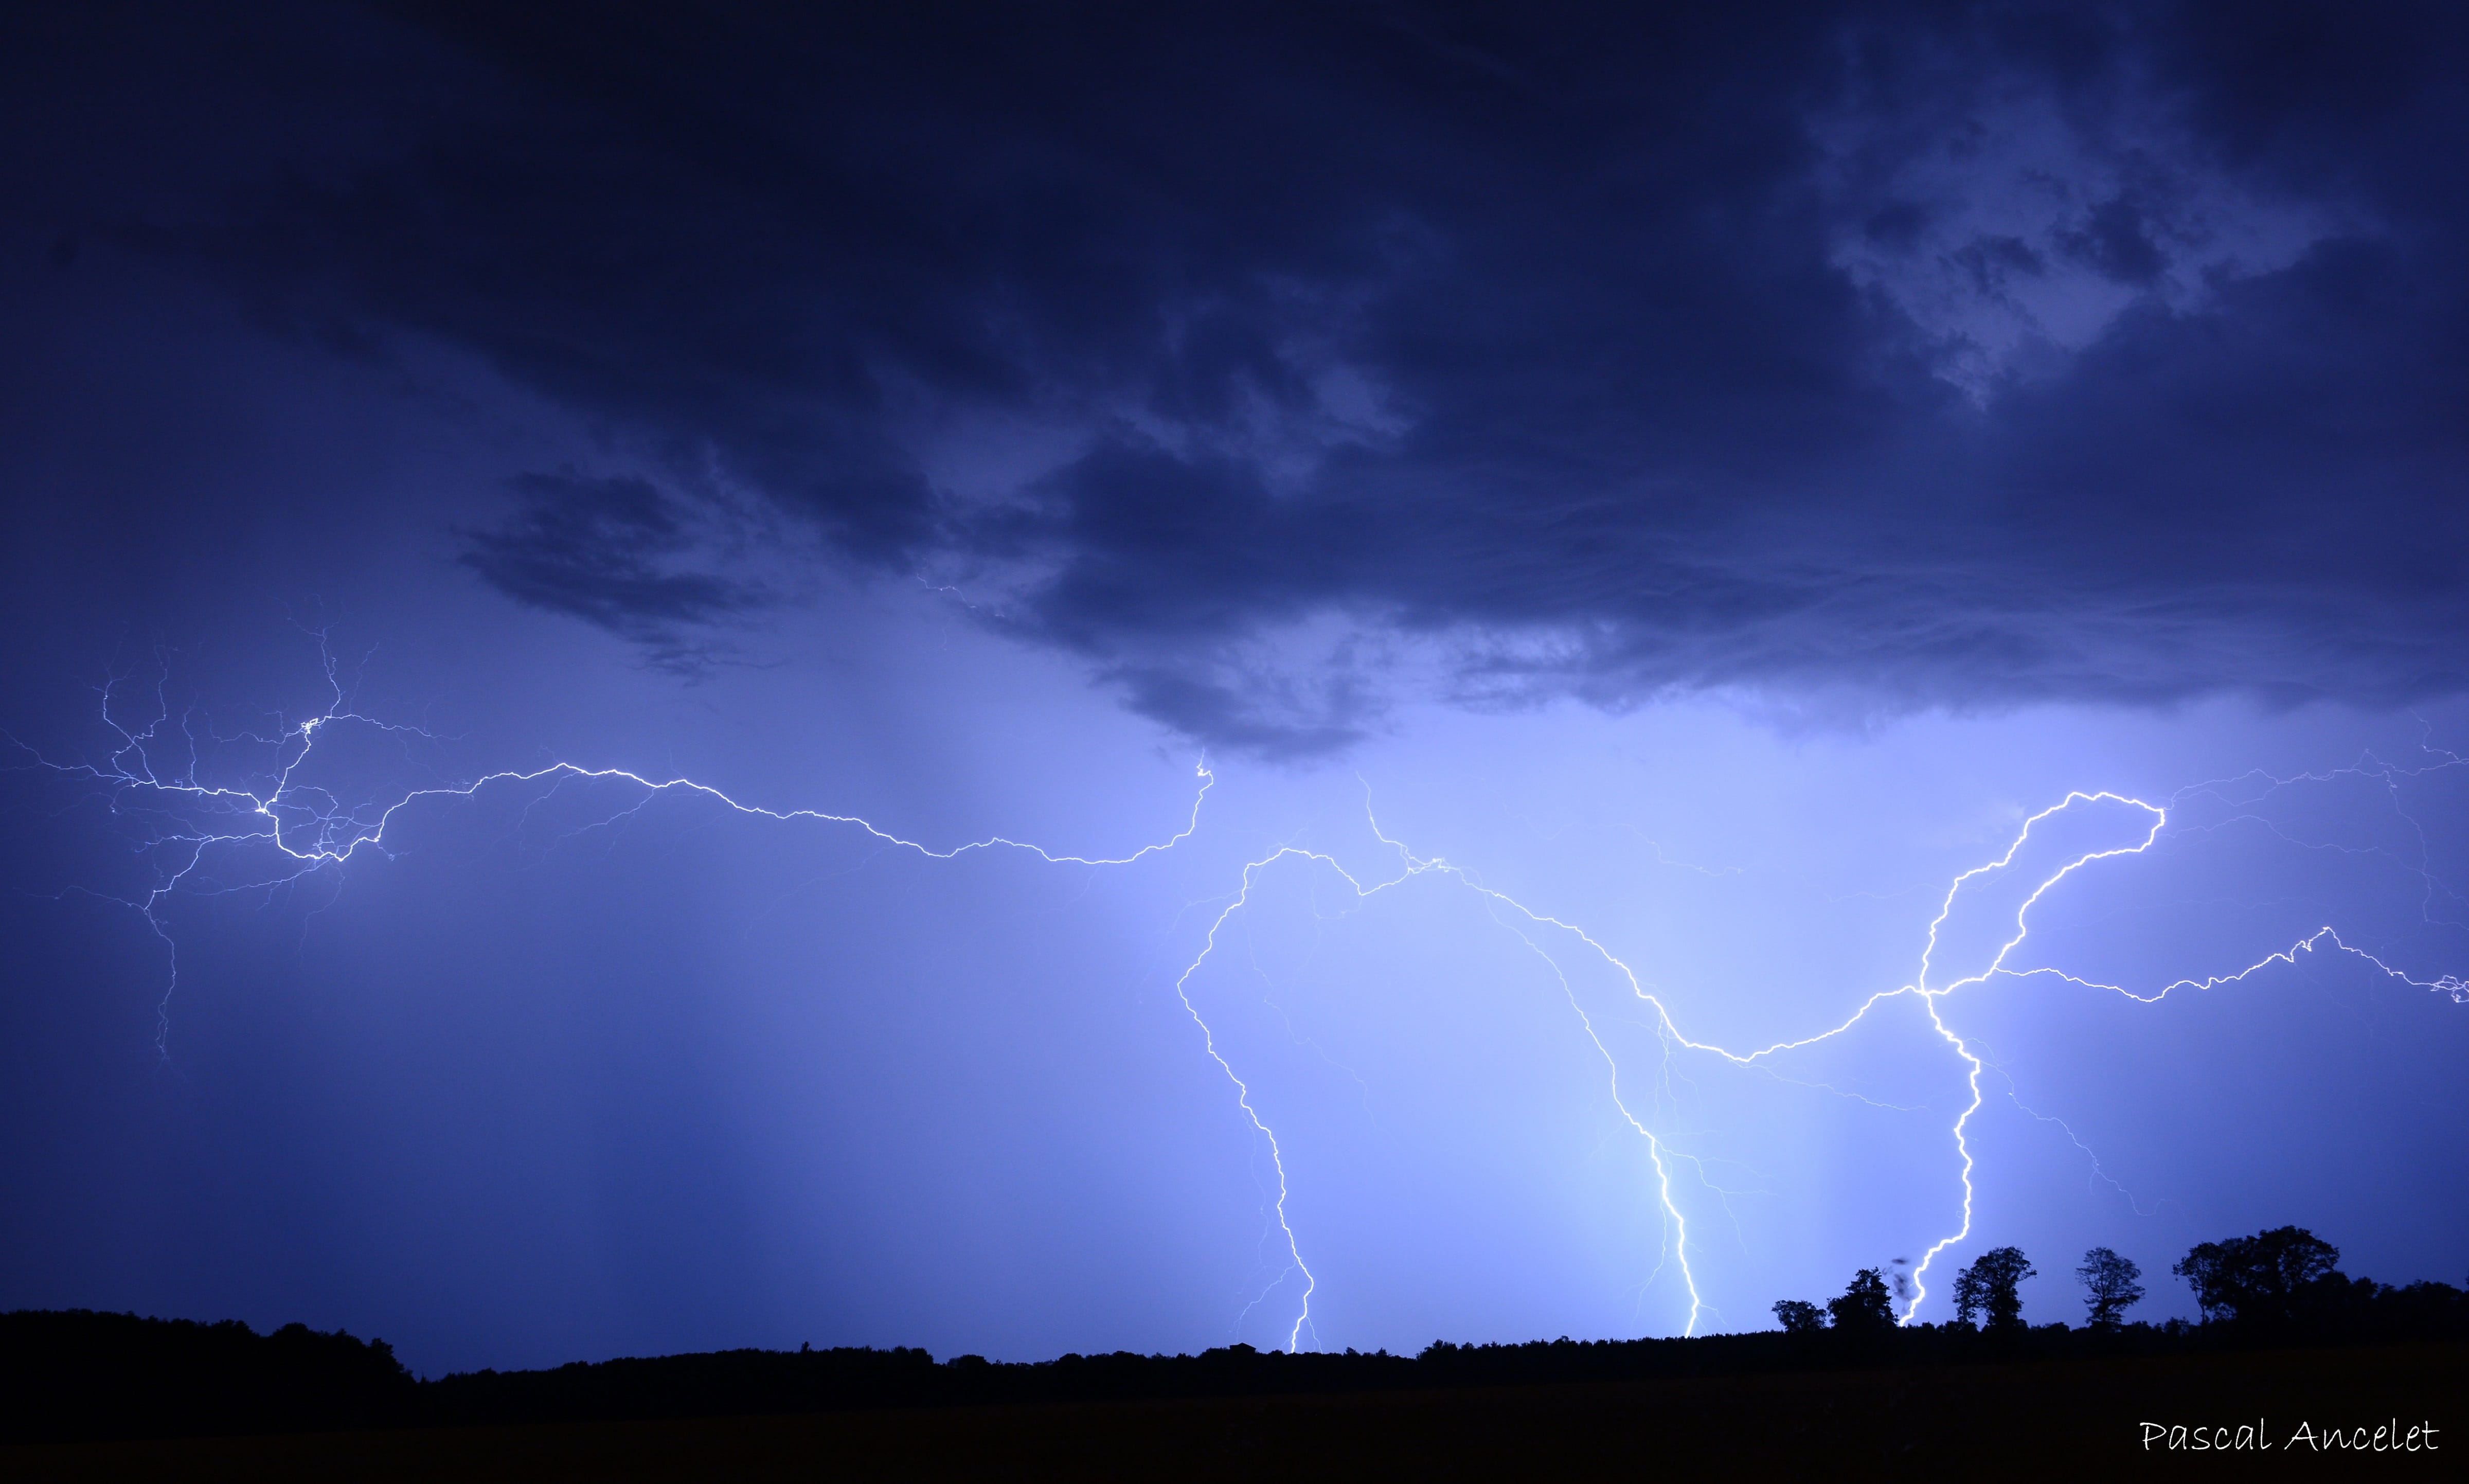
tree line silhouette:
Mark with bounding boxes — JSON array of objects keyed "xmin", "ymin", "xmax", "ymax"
[
  {"xmin": 6, "ymin": 1225, "xmax": 2464, "ymax": 1445},
  {"xmin": 1766, "ymin": 1225, "xmax": 2463, "ymax": 1342}
]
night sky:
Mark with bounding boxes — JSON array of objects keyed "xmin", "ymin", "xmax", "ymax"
[{"xmin": 4, "ymin": 2, "xmax": 2466, "ymax": 1374}]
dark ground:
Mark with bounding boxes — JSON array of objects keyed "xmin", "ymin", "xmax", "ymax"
[{"xmin": 4, "ymin": 1341, "xmax": 2458, "ymax": 1479}]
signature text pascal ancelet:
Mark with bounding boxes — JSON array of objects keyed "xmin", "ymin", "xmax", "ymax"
[{"xmin": 2142, "ymin": 1419, "xmax": 2439, "ymax": 1453}]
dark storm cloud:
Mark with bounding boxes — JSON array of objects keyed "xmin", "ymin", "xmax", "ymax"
[
  {"xmin": 460, "ymin": 473, "xmax": 769, "ymax": 671},
  {"xmin": 26, "ymin": 1, "xmax": 2469, "ymax": 749}
]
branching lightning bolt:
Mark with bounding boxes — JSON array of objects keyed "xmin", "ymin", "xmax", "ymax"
[
  {"xmin": 1194, "ymin": 784, "xmax": 2465, "ymax": 1331},
  {"xmin": 7, "ymin": 647, "xmax": 1212, "ymax": 1053},
  {"xmin": 15, "ymin": 645, "xmax": 2466, "ymax": 1345}
]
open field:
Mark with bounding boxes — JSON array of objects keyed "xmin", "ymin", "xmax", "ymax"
[{"xmin": 7, "ymin": 1342, "xmax": 2458, "ymax": 1480}]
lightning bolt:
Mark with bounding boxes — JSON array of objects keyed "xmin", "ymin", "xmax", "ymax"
[
  {"xmin": 1176, "ymin": 782, "xmax": 2462, "ymax": 1333},
  {"xmin": 14, "ymin": 643, "xmax": 2466, "ymax": 1346},
  {"xmin": 7, "ymin": 643, "xmax": 1212, "ymax": 1053},
  {"xmin": 1165, "ymin": 841, "xmax": 1438, "ymax": 1350}
]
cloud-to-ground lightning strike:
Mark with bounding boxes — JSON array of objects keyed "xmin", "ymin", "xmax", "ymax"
[
  {"xmin": 17, "ymin": 651, "xmax": 2467, "ymax": 1345},
  {"xmin": 1169, "ymin": 784, "xmax": 2462, "ymax": 1334},
  {"xmin": 1166, "ymin": 841, "xmax": 1443, "ymax": 1350}
]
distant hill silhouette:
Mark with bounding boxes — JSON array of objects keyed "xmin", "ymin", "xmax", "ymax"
[
  {"xmin": 0, "ymin": 1310, "xmax": 415, "ymax": 1443},
  {"xmin": 6, "ymin": 1227, "xmax": 2464, "ymax": 1446}
]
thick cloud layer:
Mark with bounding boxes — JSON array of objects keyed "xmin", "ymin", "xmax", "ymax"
[{"xmin": 20, "ymin": 2, "xmax": 2468, "ymax": 749}]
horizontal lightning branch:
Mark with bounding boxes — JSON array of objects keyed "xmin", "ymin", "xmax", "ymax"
[
  {"xmin": 16, "ymin": 650, "xmax": 2465, "ymax": 1346},
  {"xmin": 7, "ymin": 655, "xmax": 1211, "ymax": 1056}
]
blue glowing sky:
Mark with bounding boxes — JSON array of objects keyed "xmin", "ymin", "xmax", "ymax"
[{"xmin": 4, "ymin": 4, "xmax": 2466, "ymax": 1374}]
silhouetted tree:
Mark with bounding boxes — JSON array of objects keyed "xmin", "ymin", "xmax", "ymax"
[
  {"xmin": 1951, "ymin": 1265, "xmax": 1985, "ymax": 1328},
  {"xmin": 1770, "ymin": 1299, "xmax": 1826, "ymax": 1334},
  {"xmin": 1826, "ymin": 1268, "xmax": 1896, "ymax": 1335},
  {"xmin": 2076, "ymin": 1247, "xmax": 2144, "ymax": 1328},
  {"xmin": 2173, "ymin": 1227, "xmax": 2341, "ymax": 1326},
  {"xmin": 1952, "ymin": 1247, "xmax": 2035, "ymax": 1331}
]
